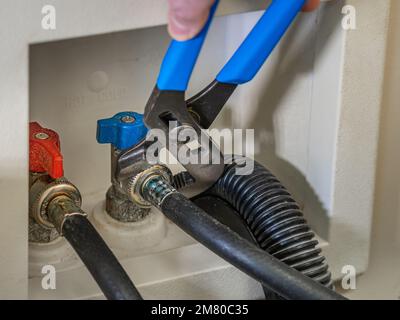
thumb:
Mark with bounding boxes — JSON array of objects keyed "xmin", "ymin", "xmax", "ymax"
[
  {"xmin": 302, "ymin": 0, "xmax": 320, "ymax": 12},
  {"xmin": 168, "ymin": 0, "xmax": 215, "ymax": 41}
]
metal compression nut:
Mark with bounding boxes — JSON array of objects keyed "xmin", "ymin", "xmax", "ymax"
[
  {"xmin": 125, "ymin": 165, "xmax": 173, "ymax": 208},
  {"xmin": 29, "ymin": 177, "xmax": 83, "ymax": 229}
]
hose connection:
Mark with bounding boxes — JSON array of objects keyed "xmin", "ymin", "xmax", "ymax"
[
  {"xmin": 96, "ymin": 112, "xmax": 193, "ymax": 221},
  {"xmin": 29, "ymin": 176, "xmax": 85, "ymax": 234},
  {"xmin": 97, "ymin": 112, "xmax": 155, "ymax": 222},
  {"xmin": 29, "ymin": 122, "xmax": 86, "ymax": 242},
  {"xmin": 141, "ymin": 175, "xmax": 177, "ymax": 209},
  {"xmin": 126, "ymin": 165, "xmax": 174, "ymax": 208}
]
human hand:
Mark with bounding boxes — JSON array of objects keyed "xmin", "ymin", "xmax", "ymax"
[{"xmin": 168, "ymin": 0, "xmax": 320, "ymax": 41}]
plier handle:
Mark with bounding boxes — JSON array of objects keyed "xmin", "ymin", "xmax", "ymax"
[{"xmin": 144, "ymin": 0, "xmax": 306, "ymax": 190}]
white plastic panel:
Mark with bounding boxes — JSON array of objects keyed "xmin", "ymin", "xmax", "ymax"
[
  {"xmin": 0, "ymin": 0, "xmax": 390, "ymax": 298},
  {"xmin": 0, "ymin": 0, "xmax": 272, "ymax": 299}
]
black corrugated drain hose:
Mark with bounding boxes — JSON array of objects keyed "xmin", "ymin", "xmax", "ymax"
[
  {"xmin": 209, "ymin": 157, "xmax": 334, "ymax": 292},
  {"xmin": 143, "ymin": 172, "xmax": 344, "ymax": 300}
]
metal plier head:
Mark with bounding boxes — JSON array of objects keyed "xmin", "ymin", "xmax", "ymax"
[{"xmin": 144, "ymin": 0, "xmax": 307, "ymax": 190}]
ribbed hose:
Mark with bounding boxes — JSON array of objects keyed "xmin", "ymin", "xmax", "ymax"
[
  {"xmin": 142, "ymin": 181, "xmax": 344, "ymax": 300},
  {"xmin": 210, "ymin": 157, "xmax": 333, "ymax": 290}
]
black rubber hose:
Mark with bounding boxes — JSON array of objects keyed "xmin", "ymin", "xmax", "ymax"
[
  {"xmin": 209, "ymin": 157, "xmax": 334, "ymax": 292},
  {"xmin": 62, "ymin": 215, "xmax": 143, "ymax": 300},
  {"xmin": 193, "ymin": 195, "xmax": 281, "ymax": 299},
  {"xmin": 151, "ymin": 189, "xmax": 345, "ymax": 300}
]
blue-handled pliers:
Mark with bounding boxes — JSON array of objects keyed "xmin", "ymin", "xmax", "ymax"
[{"xmin": 144, "ymin": 0, "xmax": 307, "ymax": 188}]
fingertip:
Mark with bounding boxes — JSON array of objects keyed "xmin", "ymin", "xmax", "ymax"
[
  {"xmin": 167, "ymin": 0, "xmax": 214, "ymax": 41},
  {"xmin": 302, "ymin": 0, "xmax": 320, "ymax": 12},
  {"xmin": 167, "ymin": 11, "xmax": 192, "ymax": 41},
  {"xmin": 168, "ymin": 25, "xmax": 196, "ymax": 41}
]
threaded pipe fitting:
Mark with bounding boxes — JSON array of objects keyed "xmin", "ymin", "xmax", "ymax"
[
  {"xmin": 105, "ymin": 185, "xmax": 150, "ymax": 222},
  {"xmin": 29, "ymin": 176, "xmax": 82, "ymax": 229},
  {"xmin": 47, "ymin": 195, "xmax": 87, "ymax": 235},
  {"xmin": 125, "ymin": 165, "xmax": 174, "ymax": 209},
  {"xmin": 141, "ymin": 176, "xmax": 177, "ymax": 208}
]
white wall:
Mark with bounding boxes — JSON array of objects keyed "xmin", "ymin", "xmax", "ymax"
[{"xmin": 339, "ymin": 0, "xmax": 400, "ymax": 299}]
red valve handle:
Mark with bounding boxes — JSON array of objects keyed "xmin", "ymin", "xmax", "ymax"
[{"xmin": 29, "ymin": 122, "xmax": 64, "ymax": 179}]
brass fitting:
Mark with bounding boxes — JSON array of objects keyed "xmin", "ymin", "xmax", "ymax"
[
  {"xmin": 124, "ymin": 165, "xmax": 173, "ymax": 208},
  {"xmin": 29, "ymin": 176, "xmax": 86, "ymax": 233},
  {"xmin": 47, "ymin": 195, "xmax": 86, "ymax": 234}
]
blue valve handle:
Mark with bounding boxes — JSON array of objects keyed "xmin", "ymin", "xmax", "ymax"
[
  {"xmin": 156, "ymin": 0, "xmax": 306, "ymax": 91},
  {"xmin": 97, "ymin": 112, "xmax": 148, "ymax": 150}
]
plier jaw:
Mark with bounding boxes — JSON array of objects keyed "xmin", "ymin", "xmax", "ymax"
[
  {"xmin": 143, "ymin": 0, "xmax": 307, "ymax": 191},
  {"xmin": 144, "ymin": 88, "xmax": 189, "ymax": 133},
  {"xmin": 186, "ymin": 81, "xmax": 237, "ymax": 129},
  {"xmin": 145, "ymin": 81, "xmax": 237, "ymax": 132},
  {"xmin": 144, "ymin": 86, "xmax": 226, "ymax": 192}
]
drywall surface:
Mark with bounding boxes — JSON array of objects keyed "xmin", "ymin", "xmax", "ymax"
[{"xmin": 338, "ymin": 0, "xmax": 400, "ymax": 300}]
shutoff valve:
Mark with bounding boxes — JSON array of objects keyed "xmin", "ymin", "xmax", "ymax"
[
  {"xmin": 97, "ymin": 112, "xmax": 148, "ymax": 150},
  {"xmin": 29, "ymin": 122, "xmax": 64, "ymax": 179},
  {"xmin": 29, "ymin": 122, "xmax": 83, "ymax": 241}
]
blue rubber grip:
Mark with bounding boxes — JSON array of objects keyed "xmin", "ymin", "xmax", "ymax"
[
  {"xmin": 157, "ymin": 1, "xmax": 219, "ymax": 91},
  {"xmin": 217, "ymin": 0, "xmax": 306, "ymax": 84}
]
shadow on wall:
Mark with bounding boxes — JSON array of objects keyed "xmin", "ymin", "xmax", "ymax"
[{"xmin": 228, "ymin": 1, "xmax": 343, "ymax": 240}]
